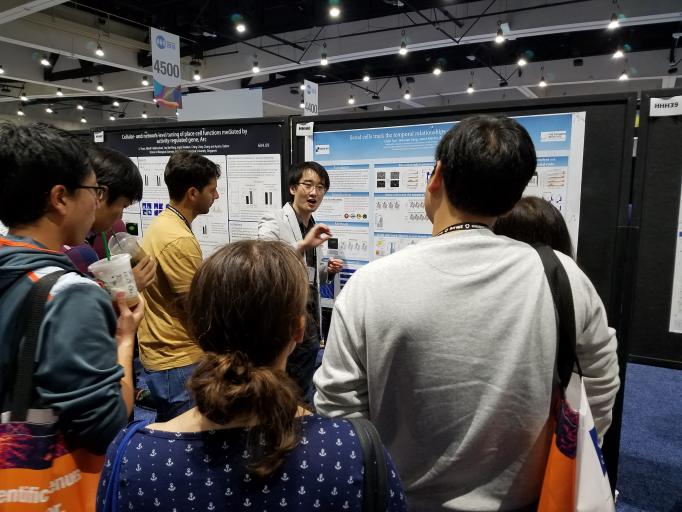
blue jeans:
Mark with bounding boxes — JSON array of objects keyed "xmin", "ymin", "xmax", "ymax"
[{"xmin": 143, "ymin": 363, "xmax": 197, "ymax": 422}]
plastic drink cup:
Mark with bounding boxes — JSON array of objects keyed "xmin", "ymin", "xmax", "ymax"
[
  {"xmin": 88, "ymin": 253, "xmax": 139, "ymax": 306},
  {"xmin": 108, "ymin": 232, "xmax": 147, "ymax": 266}
]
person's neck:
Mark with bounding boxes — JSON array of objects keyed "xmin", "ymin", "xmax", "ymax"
[
  {"xmin": 290, "ymin": 202, "xmax": 312, "ymax": 226},
  {"xmin": 431, "ymin": 205, "xmax": 496, "ymax": 236},
  {"xmin": 169, "ymin": 200, "xmax": 196, "ymax": 226},
  {"xmin": 9, "ymin": 219, "xmax": 68, "ymax": 251}
]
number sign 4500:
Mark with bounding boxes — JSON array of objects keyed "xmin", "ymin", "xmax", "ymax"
[{"xmin": 153, "ymin": 59, "xmax": 180, "ymax": 79}]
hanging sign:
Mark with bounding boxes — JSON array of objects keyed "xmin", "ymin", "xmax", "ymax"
[
  {"xmin": 650, "ymin": 96, "xmax": 682, "ymax": 117},
  {"xmin": 304, "ymin": 79, "xmax": 318, "ymax": 116},
  {"xmin": 151, "ymin": 27, "xmax": 182, "ymax": 109}
]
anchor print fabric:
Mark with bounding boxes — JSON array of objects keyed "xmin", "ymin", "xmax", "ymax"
[{"xmin": 96, "ymin": 414, "xmax": 407, "ymax": 511}]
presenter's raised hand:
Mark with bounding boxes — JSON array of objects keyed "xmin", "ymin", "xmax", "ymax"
[{"xmin": 298, "ymin": 224, "xmax": 332, "ymax": 253}]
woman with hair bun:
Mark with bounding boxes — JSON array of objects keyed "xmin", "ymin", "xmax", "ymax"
[{"xmin": 97, "ymin": 240, "xmax": 407, "ymax": 511}]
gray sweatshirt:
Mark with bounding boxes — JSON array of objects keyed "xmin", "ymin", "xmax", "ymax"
[{"xmin": 314, "ymin": 229, "xmax": 619, "ymax": 511}]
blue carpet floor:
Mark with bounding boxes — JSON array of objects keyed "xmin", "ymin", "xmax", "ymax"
[{"xmin": 615, "ymin": 363, "xmax": 682, "ymax": 511}]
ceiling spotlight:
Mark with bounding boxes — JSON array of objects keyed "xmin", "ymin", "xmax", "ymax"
[
  {"xmin": 363, "ymin": 73, "xmax": 370, "ymax": 82},
  {"xmin": 20, "ymin": 90, "xmax": 28, "ymax": 101},
  {"xmin": 252, "ymin": 59, "xmax": 260, "ymax": 73},
  {"xmin": 153, "ymin": 98, "xmax": 157, "ymax": 103},
  {"xmin": 112, "ymin": 100, "xmax": 120, "ymax": 107},
  {"xmin": 433, "ymin": 66, "xmax": 442, "ymax": 76},
  {"xmin": 193, "ymin": 69, "xmax": 201, "ymax": 81},
  {"xmin": 403, "ymin": 89, "xmax": 411, "ymax": 100},
  {"xmin": 467, "ymin": 83, "xmax": 474, "ymax": 94},
  {"xmin": 45, "ymin": 106, "xmax": 53, "ymax": 113},
  {"xmin": 399, "ymin": 41, "xmax": 408, "ymax": 56},
  {"xmin": 329, "ymin": 6, "xmax": 341, "ymax": 18},
  {"xmin": 0, "ymin": 65, "xmax": 4, "ymax": 74},
  {"xmin": 109, "ymin": 114, "xmax": 115, "ymax": 121},
  {"xmin": 619, "ymin": 70, "xmax": 629, "ymax": 80},
  {"xmin": 235, "ymin": 22, "xmax": 246, "ymax": 33},
  {"xmin": 300, "ymin": 83, "xmax": 306, "ymax": 90},
  {"xmin": 40, "ymin": 55, "xmax": 51, "ymax": 67},
  {"xmin": 320, "ymin": 53, "xmax": 328, "ymax": 66},
  {"xmin": 95, "ymin": 43, "xmax": 104, "ymax": 57},
  {"xmin": 608, "ymin": 13, "xmax": 620, "ymax": 30},
  {"xmin": 77, "ymin": 104, "xmax": 84, "ymax": 110},
  {"xmin": 80, "ymin": 117, "xmax": 87, "ymax": 123},
  {"xmin": 613, "ymin": 48, "xmax": 624, "ymax": 59},
  {"xmin": 539, "ymin": 76, "xmax": 547, "ymax": 87},
  {"xmin": 142, "ymin": 111, "xmax": 148, "ymax": 118},
  {"xmin": 299, "ymin": 96, "xmax": 305, "ymax": 108},
  {"xmin": 97, "ymin": 81, "xmax": 104, "ymax": 91},
  {"xmin": 176, "ymin": 110, "xmax": 180, "ymax": 116},
  {"xmin": 17, "ymin": 108, "xmax": 24, "ymax": 116},
  {"xmin": 56, "ymin": 88, "xmax": 63, "ymax": 97},
  {"xmin": 348, "ymin": 94, "xmax": 355, "ymax": 105},
  {"xmin": 495, "ymin": 23, "xmax": 505, "ymax": 44},
  {"xmin": 517, "ymin": 57, "xmax": 527, "ymax": 67},
  {"xmin": 141, "ymin": 76, "xmax": 149, "ymax": 86}
]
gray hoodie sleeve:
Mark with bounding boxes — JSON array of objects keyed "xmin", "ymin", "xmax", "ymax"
[{"xmin": 34, "ymin": 282, "xmax": 127, "ymax": 454}]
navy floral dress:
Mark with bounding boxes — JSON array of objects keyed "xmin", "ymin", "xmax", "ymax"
[{"xmin": 96, "ymin": 414, "xmax": 408, "ymax": 511}]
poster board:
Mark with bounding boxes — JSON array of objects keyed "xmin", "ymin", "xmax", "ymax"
[
  {"xmin": 628, "ymin": 88, "xmax": 682, "ymax": 369},
  {"xmin": 95, "ymin": 118, "xmax": 289, "ymax": 258}
]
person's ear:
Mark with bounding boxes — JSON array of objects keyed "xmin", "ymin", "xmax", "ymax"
[
  {"xmin": 427, "ymin": 161, "xmax": 444, "ymax": 194},
  {"xmin": 289, "ymin": 184, "xmax": 298, "ymax": 197},
  {"xmin": 187, "ymin": 186, "xmax": 199, "ymax": 203},
  {"xmin": 291, "ymin": 315, "xmax": 306, "ymax": 344},
  {"xmin": 48, "ymin": 184, "xmax": 70, "ymax": 216}
]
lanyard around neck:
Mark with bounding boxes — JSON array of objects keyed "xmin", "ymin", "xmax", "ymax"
[
  {"xmin": 435, "ymin": 222, "xmax": 489, "ymax": 237},
  {"xmin": 167, "ymin": 205, "xmax": 192, "ymax": 231}
]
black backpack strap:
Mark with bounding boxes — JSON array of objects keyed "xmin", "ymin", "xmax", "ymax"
[
  {"xmin": 10, "ymin": 270, "xmax": 69, "ymax": 421},
  {"xmin": 349, "ymin": 417, "xmax": 389, "ymax": 512},
  {"xmin": 532, "ymin": 243, "xmax": 582, "ymax": 389}
]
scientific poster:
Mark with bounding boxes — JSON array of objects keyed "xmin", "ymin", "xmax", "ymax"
[
  {"xmin": 669, "ymin": 182, "xmax": 682, "ymax": 333},
  {"xmin": 308, "ymin": 113, "xmax": 586, "ymax": 295},
  {"xmin": 101, "ymin": 124, "xmax": 283, "ymax": 258}
]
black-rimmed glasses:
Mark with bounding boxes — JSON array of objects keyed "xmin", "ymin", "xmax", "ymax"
[
  {"xmin": 297, "ymin": 181, "xmax": 327, "ymax": 194},
  {"xmin": 75, "ymin": 185, "xmax": 108, "ymax": 201}
]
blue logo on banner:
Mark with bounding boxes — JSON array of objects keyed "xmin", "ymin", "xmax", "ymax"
[{"xmin": 155, "ymin": 35, "xmax": 166, "ymax": 49}]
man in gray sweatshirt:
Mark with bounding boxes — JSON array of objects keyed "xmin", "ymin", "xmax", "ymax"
[{"xmin": 314, "ymin": 115, "xmax": 619, "ymax": 511}]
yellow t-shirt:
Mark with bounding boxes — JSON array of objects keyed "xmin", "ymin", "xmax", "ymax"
[{"xmin": 138, "ymin": 208, "xmax": 204, "ymax": 370}]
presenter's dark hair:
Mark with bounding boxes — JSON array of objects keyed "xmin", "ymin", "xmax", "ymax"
[
  {"xmin": 164, "ymin": 150, "xmax": 221, "ymax": 201},
  {"xmin": 288, "ymin": 161, "xmax": 330, "ymax": 191},
  {"xmin": 187, "ymin": 240, "xmax": 308, "ymax": 478},
  {"xmin": 435, "ymin": 115, "xmax": 537, "ymax": 216},
  {"xmin": 0, "ymin": 122, "xmax": 90, "ymax": 227},
  {"xmin": 494, "ymin": 196, "xmax": 574, "ymax": 258},
  {"xmin": 88, "ymin": 145, "xmax": 143, "ymax": 205}
]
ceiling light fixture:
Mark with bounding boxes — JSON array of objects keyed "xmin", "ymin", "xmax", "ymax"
[
  {"xmin": 399, "ymin": 40, "xmax": 408, "ymax": 56},
  {"xmin": 538, "ymin": 76, "xmax": 547, "ymax": 87},
  {"xmin": 141, "ymin": 76, "xmax": 149, "ymax": 86},
  {"xmin": 236, "ymin": 22, "xmax": 246, "ymax": 33},
  {"xmin": 112, "ymin": 100, "xmax": 120, "ymax": 107},
  {"xmin": 329, "ymin": 6, "xmax": 341, "ymax": 18},
  {"xmin": 252, "ymin": 58, "xmax": 260, "ymax": 73},
  {"xmin": 17, "ymin": 108, "xmax": 24, "ymax": 116},
  {"xmin": 142, "ymin": 111, "xmax": 148, "ymax": 118},
  {"xmin": 495, "ymin": 22, "xmax": 505, "ymax": 44},
  {"xmin": 299, "ymin": 96, "xmax": 305, "ymax": 108},
  {"xmin": 80, "ymin": 117, "xmax": 87, "ymax": 123},
  {"xmin": 77, "ymin": 104, "xmax": 84, "ymax": 110},
  {"xmin": 109, "ymin": 114, "xmax": 116, "ymax": 121},
  {"xmin": 348, "ymin": 94, "xmax": 355, "ymax": 105},
  {"xmin": 20, "ymin": 90, "xmax": 28, "ymax": 101},
  {"xmin": 403, "ymin": 89, "xmax": 411, "ymax": 100},
  {"xmin": 433, "ymin": 66, "xmax": 442, "ymax": 76},
  {"xmin": 517, "ymin": 57, "xmax": 527, "ymax": 67},
  {"xmin": 321, "ymin": 43, "xmax": 328, "ymax": 66},
  {"xmin": 56, "ymin": 88, "xmax": 63, "ymax": 97},
  {"xmin": 95, "ymin": 43, "xmax": 104, "ymax": 57},
  {"xmin": 613, "ymin": 48, "xmax": 624, "ymax": 59},
  {"xmin": 0, "ymin": 65, "xmax": 4, "ymax": 74},
  {"xmin": 97, "ymin": 81, "xmax": 104, "ymax": 92},
  {"xmin": 300, "ymin": 83, "xmax": 306, "ymax": 90},
  {"xmin": 467, "ymin": 83, "xmax": 475, "ymax": 94},
  {"xmin": 608, "ymin": 13, "xmax": 620, "ymax": 30},
  {"xmin": 40, "ymin": 55, "xmax": 51, "ymax": 67},
  {"xmin": 176, "ymin": 110, "xmax": 180, "ymax": 116},
  {"xmin": 363, "ymin": 73, "xmax": 370, "ymax": 82},
  {"xmin": 193, "ymin": 69, "xmax": 201, "ymax": 81},
  {"xmin": 619, "ymin": 69, "xmax": 629, "ymax": 80},
  {"xmin": 45, "ymin": 106, "xmax": 53, "ymax": 113}
]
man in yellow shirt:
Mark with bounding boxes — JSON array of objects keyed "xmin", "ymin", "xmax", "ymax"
[{"xmin": 139, "ymin": 150, "xmax": 220, "ymax": 420}]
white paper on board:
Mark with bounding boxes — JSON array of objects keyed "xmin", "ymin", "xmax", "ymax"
[{"xmin": 650, "ymin": 96, "xmax": 682, "ymax": 117}]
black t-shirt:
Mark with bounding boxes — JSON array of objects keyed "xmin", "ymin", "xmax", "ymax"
[{"xmin": 297, "ymin": 212, "xmax": 321, "ymax": 346}]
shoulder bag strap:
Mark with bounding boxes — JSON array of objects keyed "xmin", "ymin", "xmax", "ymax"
[
  {"xmin": 101, "ymin": 420, "xmax": 152, "ymax": 512},
  {"xmin": 532, "ymin": 243, "xmax": 582, "ymax": 389},
  {"xmin": 10, "ymin": 270, "xmax": 68, "ymax": 421},
  {"xmin": 349, "ymin": 417, "xmax": 389, "ymax": 512}
]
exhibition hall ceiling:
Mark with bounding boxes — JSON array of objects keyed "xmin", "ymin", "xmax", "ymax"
[{"xmin": 0, "ymin": 0, "xmax": 680, "ymax": 123}]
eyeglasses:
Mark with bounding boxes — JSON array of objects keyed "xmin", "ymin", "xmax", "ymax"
[
  {"xmin": 75, "ymin": 185, "xmax": 108, "ymax": 201},
  {"xmin": 297, "ymin": 181, "xmax": 327, "ymax": 194}
]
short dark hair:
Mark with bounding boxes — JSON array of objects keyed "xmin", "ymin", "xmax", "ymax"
[
  {"xmin": 164, "ymin": 150, "xmax": 221, "ymax": 201},
  {"xmin": 435, "ymin": 115, "xmax": 537, "ymax": 216},
  {"xmin": 287, "ymin": 161, "xmax": 330, "ymax": 191},
  {"xmin": 88, "ymin": 145, "xmax": 142, "ymax": 204},
  {"xmin": 0, "ymin": 122, "xmax": 90, "ymax": 227},
  {"xmin": 493, "ymin": 196, "xmax": 574, "ymax": 258}
]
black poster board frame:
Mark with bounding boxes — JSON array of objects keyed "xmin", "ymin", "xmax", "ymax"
[
  {"xmin": 293, "ymin": 93, "xmax": 638, "ymax": 491},
  {"xmin": 628, "ymin": 88, "xmax": 682, "ymax": 370}
]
